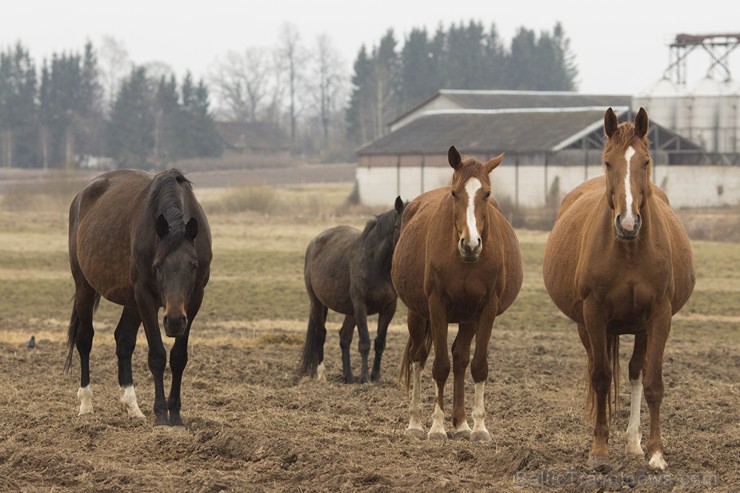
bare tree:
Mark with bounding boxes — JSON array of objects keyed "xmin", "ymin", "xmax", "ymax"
[
  {"xmin": 211, "ymin": 48, "xmax": 272, "ymax": 122},
  {"xmin": 276, "ymin": 23, "xmax": 305, "ymax": 151},
  {"xmin": 309, "ymin": 34, "xmax": 347, "ymax": 151},
  {"xmin": 98, "ymin": 36, "xmax": 131, "ymax": 114}
]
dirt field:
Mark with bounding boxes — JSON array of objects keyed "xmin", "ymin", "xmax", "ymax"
[{"xmin": 0, "ymin": 168, "xmax": 737, "ymax": 492}]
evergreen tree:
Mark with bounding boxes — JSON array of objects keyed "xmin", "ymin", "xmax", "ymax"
[
  {"xmin": 0, "ymin": 43, "xmax": 38, "ymax": 167},
  {"xmin": 399, "ymin": 28, "xmax": 437, "ymax": 111},
  {"xmin": 345, "ymin": 45, "xmax": 374, "ymax": 144},
  {"xmin": 106, "ymin": 67, "xmax": 155, "ymax": 168}
]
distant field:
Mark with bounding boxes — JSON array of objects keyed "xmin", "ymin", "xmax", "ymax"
[{"xmin": 0, "ymin": 169, "xmax": 737, "ymax": 491}]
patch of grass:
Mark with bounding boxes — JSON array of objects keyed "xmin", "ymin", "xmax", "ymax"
[{"xmin": 207, "ymin": 185, "xmax": 278, "ymax": 214}]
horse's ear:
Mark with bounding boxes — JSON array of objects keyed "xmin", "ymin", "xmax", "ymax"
[
  {"xmin": 604, "ymin": 107, "xmax": 618, "ymax": 139},
  {"xmin": 394, "ymin": 195, "xmax": 404, "ymax": 213},
  {"xmin": 185, "ymin": 217, "xmax": 198, "ymax": 241},
  {"xmin": 484, "ymin": 153, "xmax": 505, "ymax": 174},
  {"xmin": 156, "ymin": 214, "xmax": 169, "ymax": 238},
  {"xmin": 634, "ymin": 107, "xmax": 649, "ymax": 138},
  {"xmin": 448, "ymin": 146, "xmax": 462, "ymax": 170}
]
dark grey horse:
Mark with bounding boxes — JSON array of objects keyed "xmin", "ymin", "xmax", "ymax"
[{"xmin": 299, "ymin": 197, "xmax": 405, "ymax": 383}]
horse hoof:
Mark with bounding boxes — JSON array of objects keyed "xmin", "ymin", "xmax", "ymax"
[
  {"xmin": 648, "ymin": 452, "xmax": 667, "ymax": 471},
  {"xmin": 427, "ymin": 431, "xmax": 447, "ymax": 441},
  {"xmin": 343, "ymin": 375, "xmax": 355, "ymax": 384},
  {"xmin": 370, "ymin": 371, "xmax": 380, "ymax": 382},
  {"xmin": 453, "ymin": 429, "xmax": 471, "ymax": 440},
  {"xmin": 470, "ymin": 430, "xmax": 491, "ymax": 443},
  {"xmin": 405, "ymin": 428, "xmax": 425, "ymax": 440},
  {"xmin": 587, "ymin": 454, "xmax": 610, "ymax": 469},
  {"xmin": 154, "ymin": 415, "xmax": 170, "ymax": 426},
  {"xmin": 626, "ymin": 442, "xmax": 644, "ymax": 456},
  {"xmin": 169, "ymin": 414, "xmax": 183, "ymax": 427}
]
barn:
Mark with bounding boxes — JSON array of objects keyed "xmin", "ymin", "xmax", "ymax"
[{"xmin": 355, "ymin": 90, "xmax": 740, "ymax": 209}]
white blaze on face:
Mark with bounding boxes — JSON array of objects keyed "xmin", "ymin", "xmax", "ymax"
[
  {"xmin": 621, "ymin": 146, "xmax": 636, "ymax": 231},
  {"xmin": 464, "ymin": 178, "xmax": 482, "ymax": 249}
]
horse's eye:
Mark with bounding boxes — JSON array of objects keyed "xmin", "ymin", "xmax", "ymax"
[
  {"xmin": 190, "ymin": 262, "xmax": 198, "ymax": 271},
  {"xmin": 482, "ymin": 191, "xmax": 491, "ymax": 200},
  {"xmin": 451, "ymin": 190, "xmax": 457, "ymax": 199},
  {"xmin": 604, "ymin": 162, "xmax": 612, "ymax": 170},
  {"xmin": 643, "ymin": 159, "xmax": 649, "ymax": 169}
]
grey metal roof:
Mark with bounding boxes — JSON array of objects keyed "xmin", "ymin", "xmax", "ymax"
[
  {"xmin": 441, "ymin": 90, "xmax": 633, "ymax": 111},
  {"xmin": 389, "ymin": 90, "xmax": 633, "ymax": 127},
  {"xmin": 359, "ymin": 108, "xmax": 612, "ymax": 155},
  {"xmin": 359, "ymin": 107, "xmax": 703, "ymax": 156}
]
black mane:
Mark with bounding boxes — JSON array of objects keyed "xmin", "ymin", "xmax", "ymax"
[{"xmin": 149, "ymin": 169, "xmax": 193, "ymax": 264}]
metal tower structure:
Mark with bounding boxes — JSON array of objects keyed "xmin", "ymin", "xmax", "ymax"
[{"xmin": 663, "ymin": 33, "xmax": 740, "ymax": 85}]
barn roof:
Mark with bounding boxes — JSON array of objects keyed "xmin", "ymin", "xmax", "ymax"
[
  {"xmin": 389, "ymin": 90, "xmax": 633, "ymax": 128},
  {"xmin": 358, "ymin": 107, "xmax": 702, "ymax": 156}
]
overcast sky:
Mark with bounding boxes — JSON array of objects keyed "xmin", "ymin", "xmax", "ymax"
[{"xmin": 1, "ymin": 0, "xmax": 738, "ymax": 96}]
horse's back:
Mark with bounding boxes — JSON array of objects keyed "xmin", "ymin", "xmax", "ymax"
[{"xmin": 305, "ymin": 225, "xmax": 360, "ymax": 314}]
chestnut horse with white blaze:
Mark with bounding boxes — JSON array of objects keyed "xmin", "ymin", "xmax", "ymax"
[
  {"xmin": 394, "ymin": 146, "xmax": 522, "ymax": 441},
  {"xmin": 543, "ymin": 108, "xmax": 695, "ymax": 470}
]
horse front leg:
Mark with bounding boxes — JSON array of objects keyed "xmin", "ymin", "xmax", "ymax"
[
  {"xmin": 644, "ymin": 302, "xmax": 672, "ymax": 471},
  {"xmin": 371, "ymin": 299, "xmax": 397, "ymax": 382},
  {"xmin": 168, "ymin": 328, "xmax": 190, "ymax": 426},
  {"xmin": 451, "ymin": 322, "xmax": 475, "ymax": 439},
  {"xmin": 626, "ymin": 332, "xmax": 647, "ymax": 455},
  {"xmin": 469, "ymin": 303, "xmax": 497, "ymax": 442},
  {"xmin": 136, "ymin": 294, "xmax": 169, "ymax": 425},
  {"xmin": 583, "ymin": 299, "xmax": 611, "ymax": 466},
  {"xmin": 427, "ymin": 293, "xmax": 449, "ymax": 440},
  {"xmin": 114, "ymin": 306, "xmax": 144, "ymax": 419},
  {"xmin": 353, "ymin": 302, "xmax": 371, "ymax": 383}
]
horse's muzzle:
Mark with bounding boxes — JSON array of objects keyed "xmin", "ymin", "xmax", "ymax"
[
  {"xmin": 163, "ymin": 314, "xmax": 188, "ymax": 337},
  {"xmin": 615, "ymin": 214, "xmax": 641, "ymax": 240},
  {"xmin": 458, "ymin": 237, "xmax": 482, "ymax": 262}
]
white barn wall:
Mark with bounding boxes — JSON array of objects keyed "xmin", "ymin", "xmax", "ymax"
[{"xmin": 357, "ymin": 165, "xmax": 740, "ymax": 209}]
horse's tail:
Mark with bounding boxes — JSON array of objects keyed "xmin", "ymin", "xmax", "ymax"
[
  {"xmin": 585, "ymin": 334, "xmax": 620, "ymax": 422},
  {"xmin": 64, "ymin": 292, "xmax": 100, "ymax": 372},
  {"xmin": 398, "ymin": 322, "xmax": 432, "ymax": 395},
  {"xmin": 298, "ymin": 312, "xmax": 325, "ymax": 377}
]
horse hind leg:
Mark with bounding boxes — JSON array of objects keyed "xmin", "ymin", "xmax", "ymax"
[
  {"xmin": 69, "ymin": 281, "xmax": 98, "ymax": 416},
  {"xmin": 402, "ymin": 312, "xmax": 430, "ymax": 440},
  {"xmin": 338, "ymin": 314, "xmax": 356, "ymax": 383},
  {"xmin": 115, "ymin": 306, "xmax": 144, "ymax": 419},
  {"xmin": 626, "ymin": 332, "xmax": 647, "ymax": 455},
  {"xmin": 352, "ymin": 302, "xmax": 371, "ymax": 384}
]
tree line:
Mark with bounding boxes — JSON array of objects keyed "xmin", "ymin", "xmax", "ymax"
[
  {"xmin": 0, "ymin": 20, "xmax": 578, "ymax": 168},
  {"xmin": 346, "ymin": 21, "xmax": 578, "ymax": 145},
  {"xmin": 0, "ymin": 41, "xmax": 222, "ymax": 169}
]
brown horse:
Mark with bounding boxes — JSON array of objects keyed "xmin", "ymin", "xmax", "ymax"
[
  {"xmin": 543, "ymin": 108, "xmax": 695, "ymax": 470},
  {"xmin": 393, "ymin": 146, "xmax": 522, "ymax": 441},
  {"xmin": 299, "ymin": 197, "xmax": 405, "ymax": 383},
  {"xmin": 66, "ymin": 169, "xmax": 212, "ymax": 426}
]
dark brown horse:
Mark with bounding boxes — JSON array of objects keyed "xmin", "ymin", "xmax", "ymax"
[
  {"xmin": 393, "ymin": 147, "xmax": 522, "ymax": 441},
  {"xmin": 300, "ymin": 197, "xmax": 405, "ymax": 383},
  {"xmin": 66, "ymin": 169, "xmax": 212, "ymax": 426},
  {"xmin": 543, "ymin": 108, "xmax": 695, "ymax": 470}
]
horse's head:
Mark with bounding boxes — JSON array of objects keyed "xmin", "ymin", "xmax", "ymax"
[
  {"xmin": 448, "ymin": 146, "xmax": 504, "ymax": 262},
  {"xmin": 154, "ymin": 214, "xmax": 200, "ymax": 337},
  {"xmin": 603, "ymin": 107, "xmax": 652, "ymax": 241}
]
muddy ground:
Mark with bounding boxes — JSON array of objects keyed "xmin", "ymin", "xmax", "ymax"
[{"xmin": 0, "ymin": 167, "xmax": 737, "ymax": 492}]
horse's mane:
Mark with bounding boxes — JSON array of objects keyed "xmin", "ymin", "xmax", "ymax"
[{"xmin": 149, "ymin": 169, "xmax": 193, "ymax": 264}]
